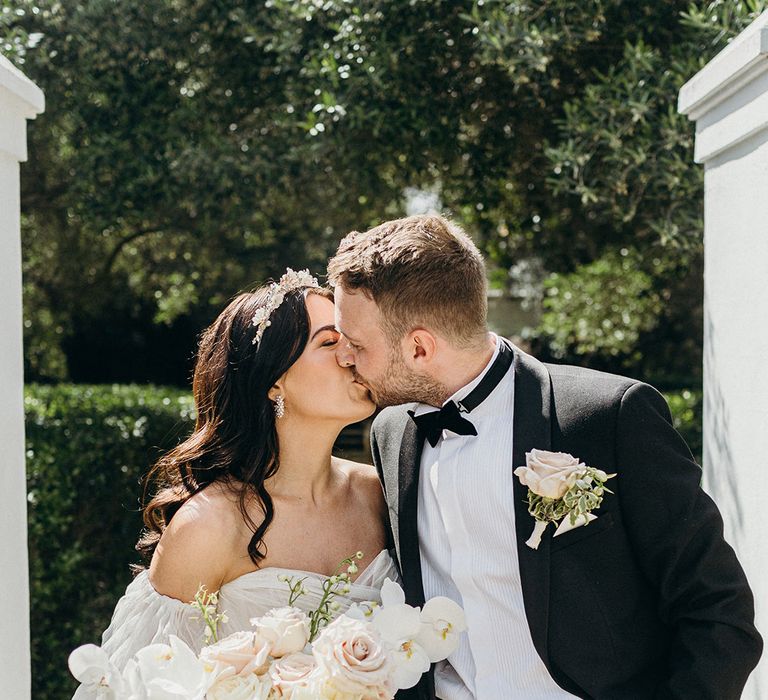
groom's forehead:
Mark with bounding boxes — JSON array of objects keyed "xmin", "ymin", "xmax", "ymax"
[
  {"xmin": 335, "ymin": 287, "xmax": 380, "ymax": 332},
  {"xmin": 336, "ymin": 286, "xmax": 374, "ymax": 312}
]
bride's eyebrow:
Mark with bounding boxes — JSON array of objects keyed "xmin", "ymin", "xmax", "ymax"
[{"xmin": 310, "ymin": 324, "xmax": 339, "ymax": 341}]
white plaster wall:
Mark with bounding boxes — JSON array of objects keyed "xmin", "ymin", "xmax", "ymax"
[
  {"xmin": 0, "ymin": 55, "xmax": 44, "ymax": 700},
  {"xmin": 702, "ymin": 130, "xmax": 768, "ymax": 700},
  {"xmin": 0, "ymin": 150, "xmax": 31, "ymax": 699}
]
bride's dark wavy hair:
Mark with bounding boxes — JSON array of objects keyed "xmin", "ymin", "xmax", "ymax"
[{"xmin": 135, "ymin": 283, "xmax": 333, "ymax": 570}]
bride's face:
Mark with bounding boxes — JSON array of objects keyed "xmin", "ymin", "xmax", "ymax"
[{"xmin": 276, "ymin": 293, "xmax": 375, "ymax": 424}]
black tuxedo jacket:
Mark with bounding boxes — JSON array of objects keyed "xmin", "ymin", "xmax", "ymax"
[{"xmin": 370, "ymin": 347, "xmax": 762, "ymax": 699}]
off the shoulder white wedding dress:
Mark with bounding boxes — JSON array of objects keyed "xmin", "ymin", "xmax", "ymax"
[{"xmin": 74, "ymin": 549, "xmax": 399, "ymax": 698}]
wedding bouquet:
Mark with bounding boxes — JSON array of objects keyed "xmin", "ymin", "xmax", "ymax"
[{"xmin": 69, "ymin": 554, "xmax": 466, "ymax": 699}]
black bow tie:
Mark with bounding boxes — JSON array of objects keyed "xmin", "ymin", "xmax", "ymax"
[
  {"xmin": 407, "ymin": 339, "xmax": 513, "ymax": 448},
  {"xmin": 408, "ymin": 400, "xmax": 477, "ymax": 448}
]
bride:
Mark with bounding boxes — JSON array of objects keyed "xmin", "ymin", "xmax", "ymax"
[{"xmin": 77, "ymin": 270, "xmax": 397, "ymax": 692}]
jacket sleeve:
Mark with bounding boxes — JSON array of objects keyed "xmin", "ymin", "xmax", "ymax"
[{"xmin": 615, "ymin": 382, "xmax": 762, "ymax": 699}]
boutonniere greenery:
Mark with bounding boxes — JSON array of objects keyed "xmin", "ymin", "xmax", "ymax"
[{"xmin": 514, "ymin": 449, "xmax": 615, "ymax": 550}]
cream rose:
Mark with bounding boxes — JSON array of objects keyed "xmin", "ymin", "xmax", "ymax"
[
  {"xmin": 251, "ymin": 607, "xmax": 311, "ymax": 658},
  {"xmin": 311, "ymin": 616, "xmax": 392, "ymax": 696},
  {"xmin": 514, "ymin": 449, "xmax": 584, "ymax": 499},
  {"xmin": 199, "ymin": 630, "xmax": 271, "ymax": 678},
  {"xmin": 207, "ymin": 672, "xmax": 272, "ymax": 700},
  {"xmin": 269, "ymin": 652, "xmax": 317, "ymax": 697}
]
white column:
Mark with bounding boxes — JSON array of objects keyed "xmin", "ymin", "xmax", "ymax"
[
  {"xmin": 0, "ymin": 54, "xmax": 44, "ymax": 700},
  {"xmin": 679, "ymin": 12, "xmax": 768, "ymax": 699}
]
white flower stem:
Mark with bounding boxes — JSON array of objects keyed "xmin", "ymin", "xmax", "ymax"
[{"xmin": 525, "ymin": 520, "xmax": 549, "ymax": 550}]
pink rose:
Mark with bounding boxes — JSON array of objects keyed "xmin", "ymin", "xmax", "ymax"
[
  {"xmin": 269, "ymin": 652, "xmax": 317, "ymax": 697},
  {"xmin": 207, "ymin": 672, "xmax": 272, "ymax": 700},
  {"xmin": 200, "ymin": 630, "xmax": 271, "ymax": 678},
  {"xmin": 251, "ymin": 607, "xmax": 311, "ymax": 658},
  {"xmin": 514, "ymin": 449, "xmax": 584, "ymax": 499},
  {"xmin": 311, "ymin": 616, "xmax": 392, "ymax": 696}
]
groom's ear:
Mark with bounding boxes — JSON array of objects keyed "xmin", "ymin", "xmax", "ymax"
[{"xmin": 406, "ymin": 328, "xmax": 437, "ymax": 366}]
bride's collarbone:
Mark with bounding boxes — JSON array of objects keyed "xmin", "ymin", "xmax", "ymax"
[
  {"xmin": 236, "ymin": 506, "xmax": 384, "ymax": 581},
  {"xmin": 255, "ymin": 513, "xmax": 385, "ymax": 580}
]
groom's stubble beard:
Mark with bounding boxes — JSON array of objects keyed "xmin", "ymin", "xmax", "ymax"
[{"xmin": 355, "ymin": 342, "xmax": 447, "ymax": 408}]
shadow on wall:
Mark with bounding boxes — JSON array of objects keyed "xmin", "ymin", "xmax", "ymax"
[
  {"xmin": 706, "ymin": 120, "xmax": 768, "ymax": 169},
  {"xmin": 702, "ymin": 301, "xmax": 744, "ymax": 552}
]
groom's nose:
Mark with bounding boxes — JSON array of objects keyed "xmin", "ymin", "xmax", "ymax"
[{"xmin": 336, "ymin": 339, "xmax": 355, "ymax": 368}]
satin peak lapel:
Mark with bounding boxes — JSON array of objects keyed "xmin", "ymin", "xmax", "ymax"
[
  {"xmin": 512, "ymin": 349, "xmax": 553, "ymax": 667},
  {"xmin": 397, "ymin": 417, "xmax": 427, "ymax": 607}
]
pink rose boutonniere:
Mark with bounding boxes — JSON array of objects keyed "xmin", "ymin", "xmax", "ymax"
[{"xmin": 514, "ymin": 449, "xmax": 616, "ymax": 550}]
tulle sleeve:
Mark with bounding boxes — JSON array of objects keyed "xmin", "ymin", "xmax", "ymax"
[
  {"xmin": 100, "ymin": 570, "xmax": 208, "ymax": 666},
  {"xmin": 73, "ymin": 571, "xmax": 205, "ymax": 700},
  {"xmin": 72, "ymin": 570, "xmax": 208, "ymax": 698}
]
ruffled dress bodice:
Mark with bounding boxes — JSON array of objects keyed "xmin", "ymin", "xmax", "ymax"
[{"xmin": 96, "ymin": 549, "xmax": 399, "ymax": 676}]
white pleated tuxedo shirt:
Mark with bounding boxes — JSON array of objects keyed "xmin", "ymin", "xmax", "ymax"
[{"xmin": 414, "ymin": 336, "xmax": 576, "ymax": 700}]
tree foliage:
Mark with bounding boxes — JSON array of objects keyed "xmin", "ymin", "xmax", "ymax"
[
  {"xmin": 4, "ymin": 0, "xmax": 766, "ymax": 383},
  {"xmin": 540, "ymin": 249, "xmax": 663, "ymax": 362}
]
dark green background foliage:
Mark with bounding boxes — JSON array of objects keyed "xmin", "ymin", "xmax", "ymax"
[
  {"xmin": 26, "ymin": 384, "xmax": 195, "ymax": 700},
  {"xmin": 26, "ymin": 383, "xmax": 701, "ymax": 698},
  {"xmin": 4, "ymin": 0, "xmax": 766, "ymax": 386}
]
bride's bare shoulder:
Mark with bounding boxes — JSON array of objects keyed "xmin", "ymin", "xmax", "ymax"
[
  {"xmin": 172, "ymin": 480, "xmax": 247, "ymax": 530},
  {"xmin": 149, "ymin": 481, "xmax": 251, "ymax": 600}
]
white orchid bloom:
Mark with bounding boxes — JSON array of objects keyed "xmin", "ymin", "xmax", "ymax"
[
  {"xmin": 370, "ymin": 578, "xmax": 431, "ymax": 689},
  {"xmin": 386, "ymin": 635, "xmax": 431, "ymax": 690},
  {"xmin": 372, "ymin": 601, "xmax": 429, "ymax": 690},
  {"xmin": 415, "ymin": 597, "xmax": 467, "ymax": 662},
  {"xmin": 343, "ymin": 602, "xmax": 368, "ymax": 620},
  {"xmin": 380, "ymin": 577, "xmax": 406, "ymax": 607},
  {"xmin": 121, "ymin": 659, "xmax": 149, "ymax": 700},
  {"xmin": 69, "ymin": 644, "xmax": 125, "ymax": 700},
  {"xmin": 344, "ymin": 599, "xmax": 379, "ymax": 621},
  {"xmin": 373, "ymin": 578, "xmax": 420, "ymax": 643},
  {"xmin": 134, "ymin": 635, "xmax": 210, "ymax": 700}
]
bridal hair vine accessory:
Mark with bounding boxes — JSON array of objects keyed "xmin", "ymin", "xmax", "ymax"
[
  {"xmin": 514, "ymin": 449, "xmax": 616, "ymax": 550},
  {"xmin": 252, "ymin": 268, "xmax": 320, "ymax": 346}
]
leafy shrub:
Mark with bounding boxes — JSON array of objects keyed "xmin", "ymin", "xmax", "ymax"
[
  {"xmin": 663, "ymin": 388, "xmax": 703, "ymax": 464},
  {"xmin": 25, "ymin": 384, "xmax": 195, "ymax": 700},
  {"xmin": 539, "ymin": 250, "xmax": 663, "ymax": 364}
]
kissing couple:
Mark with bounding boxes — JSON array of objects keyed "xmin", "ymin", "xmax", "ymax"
[{"xmin": 77, "ymin": 215, "xmax": 761, "ymax": 699}]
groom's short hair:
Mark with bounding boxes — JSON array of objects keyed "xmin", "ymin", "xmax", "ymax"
[{"xmin": 328, "ymin": 214, "xmax": 488, "ymax": 347}]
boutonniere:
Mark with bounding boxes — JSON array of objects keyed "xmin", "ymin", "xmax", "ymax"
[{"xmin": 514, "ymin": 449, "xmax": 615, "ymax": 550}]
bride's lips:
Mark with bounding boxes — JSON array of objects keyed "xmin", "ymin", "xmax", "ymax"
[{"xmin": 352, "ymin": 379, "xmax": 372, "ymax": 397}]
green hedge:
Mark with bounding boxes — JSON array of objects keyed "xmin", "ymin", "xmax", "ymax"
[
  {"xmin": 25, "ymin": 383, "xmax": 701, "ymax": 698},
  {"xmin": 26, "ymin": 384, "xmax": 195, "ymax": 700}
]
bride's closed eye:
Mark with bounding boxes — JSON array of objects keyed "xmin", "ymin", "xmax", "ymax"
[{"xmin": 320, "ymin": 331, "xmax": 340, "ymax": 347}]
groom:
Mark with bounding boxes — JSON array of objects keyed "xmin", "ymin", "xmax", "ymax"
[{"xmin": 328, "ymin": 215, "xmax": 762, "ymax": 699}]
